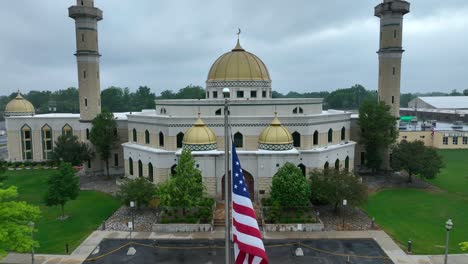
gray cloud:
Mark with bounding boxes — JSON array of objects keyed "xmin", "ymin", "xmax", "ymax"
[{"xmin": 1, "ymin": 0, "xmax": 468, "ymax": 96}]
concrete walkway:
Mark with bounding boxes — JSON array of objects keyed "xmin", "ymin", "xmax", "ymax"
[{"xmin": 1, "ymin": 230, "xmax": 467, "ymax": 264}]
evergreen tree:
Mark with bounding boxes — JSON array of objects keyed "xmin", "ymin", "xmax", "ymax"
[
  {"xmin": 90, "ymin": 110, "xmax": 119, "ymax": 177},
  {"xmin": 157, "ymin": 149, "xmax": 204, "ymax": 215},
  {"xmin": 44, "ymin": 162, "xmax": 80, "ymax": 219},
  {"xmin": 358, "ymin": 100, "xmax": 398, "ymax": 172},
  {"xmin": 270, "ymin": 162, "xmax": 311, "ymax": 208},
  {"xmin": 52, "ymin": 134, "xmax": 94, "ymax": 166}
]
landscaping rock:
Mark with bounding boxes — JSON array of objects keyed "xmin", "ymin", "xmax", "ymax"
[{"xmin": 103, "ymin": 206, "xmax": 159, "ymax": 232}]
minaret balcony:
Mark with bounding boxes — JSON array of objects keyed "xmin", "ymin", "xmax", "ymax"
[
  {"xmin": 69, "ymin": 6, "xmax": 103, "ymax": 20},
  {"xmin": 374, "ymin": 1, "xmax": 410, "ymax": 17}
]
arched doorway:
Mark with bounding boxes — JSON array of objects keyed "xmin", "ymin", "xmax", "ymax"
[
  {"xmin": 222, "ymin": 170, "xmax": 254, "ymax": 201},
  {"xmin": 298, "ymin": 164, "xmax": 306, "ymax": 177}
]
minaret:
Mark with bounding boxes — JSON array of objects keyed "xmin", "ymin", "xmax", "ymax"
[
  {"xmin": 69, "ymin": 0, "xmax": 102, "ymax": 122},
  {"xmin": 375, "ymin": 0, "xmax": 410, "ymax": 118}
]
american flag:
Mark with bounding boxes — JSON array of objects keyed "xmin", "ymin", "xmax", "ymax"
[{"xmin": 231, "ymin": 142, "xmax": 268, "ymax": 264}]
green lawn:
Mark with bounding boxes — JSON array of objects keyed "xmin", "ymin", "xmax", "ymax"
[
  {"xmin": 364, "ymin": 149, "xmax": 468, "ymax": 254},
  {"xmin": 428, "ymin": 150, "xmax": 468, "ymax": 195},
  {"xmin": 4, "ymin": 169, "xmax": 120, "ymax": 254}
]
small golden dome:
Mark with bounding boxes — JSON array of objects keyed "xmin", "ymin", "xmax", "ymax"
[
  {"xmin": 258, "ymin": 114, "xmax": 293, "ymax": 151},
  {"xmin": 4, "ymin": 92, "xmax": 35, "ymax": 117},
  {"xmin": 183, "ymin": 115, "xmax": 217, "ymax": 151},
  {"xmin": 207, "ymin": 40, "xmax": 270, "ymax": 82}
]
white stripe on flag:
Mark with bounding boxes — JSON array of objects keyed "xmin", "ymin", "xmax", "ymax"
[
  {"xmin": 233, "ymin": 193, "xmax": 255, "ymax": 208},
  {"xmin": 232, "ymin": 210, "xmax": 259, "ymax": 229},
  {"xmin": 233, "ymin": 226, "xmax": 266, "ymax": 250}
]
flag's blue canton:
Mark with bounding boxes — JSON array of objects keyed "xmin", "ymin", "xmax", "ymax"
[{"xmin": 232, "ymin": 142, "xmax": 250, "ymax": 198}]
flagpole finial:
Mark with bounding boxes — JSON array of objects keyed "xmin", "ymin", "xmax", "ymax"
[{"xmin": 237, "ymin": 28, "xmax": 241, "ymax": 40}]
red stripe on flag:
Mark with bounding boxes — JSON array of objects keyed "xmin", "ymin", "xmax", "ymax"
[
  {"xmin": 233, "ymin": 202, "xmax": 257, "ymax": 219},
  {"xmin": 233, "ymin": 218, "xmax": 263, "ymax": 240}
]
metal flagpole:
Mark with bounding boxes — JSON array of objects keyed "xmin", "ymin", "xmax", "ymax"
[{"xmin": 223, "ymin": 87, "xmax": 231, "ymax": 264}]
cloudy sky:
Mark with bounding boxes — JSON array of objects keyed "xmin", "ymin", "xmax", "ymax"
[{"xmin": 1, "ymin": 0, "xmax": 467, "ymax": 96}]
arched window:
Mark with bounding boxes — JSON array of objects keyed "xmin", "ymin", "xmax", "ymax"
[
  {"xmin": 234, "ymin": 132, "xmax": 243, "ymax": 148},
  {"xmin": 160, "ymin": 108, "xmax": 166, "ymax": 114},
  {"xmin": 21, "ymin": 124, "xmax": 33, "ymax": 160},
  {"xmin": 86, "ymin": 128, "xmax": 90, "ymax": 140},
  {"xmin": 335, "ymin": 159, "xmax": 340, "ymax": 170},
  {"xmin": 177, "ymin": 132, "xmax": 184, "ymax": 148},
  {"xmin": 324, "ymin": 162, "xmax": 329, "ymax": 170},
  {"xmin": 293, "ymin": 107, "xmax": 298, "ymax": 114},
  {"xmin": 313, "ymin": 130, "xmax": 319, "ymax": 145},
  {"xmin": 292, "ymin": 131, "xmax": 301, "ymax": 148},
  {"xmin": 145, "ymin": 130, "xmax": 150, "ymax": 144},
  {"xmin": 148, "ymin": 163, "xmax": 154, "ymax": 182},
  {"xmin": 345, "ymin": 156, "xmax": 350, "ymax": 172},
  {"xmin": 138, "ymin": 160, "xmax": 143, "ymax": 177},
  {"xmin": 215, "ymin": 108, "xmax": 222, "ymax": 116},
  {"xmin": 42, "ymin": 124, "xmax": 53, "ymax": 160},
  {"xmin": 129, "ymin": 158, "xmax": 134, "ymax": 175},
  {"xmin": 299, "ymin": 107, "xmax": 304, "ymax": 114},
  {"xmin": 171, "ymin": 164, "xmax": 177, "ymax": 176},
  {"xmin": 298, "ymin": 164, "xmax": 306, "ymax": 177},
  {"xmin": 62, "ymin": 124, "xmax": 73, "ymax": 137},
  {"xmin": 328, "ymin": 128, "xmax": 333, "ymax": 143},
  {"xmin": 159, "ymin": 132, "xmax": 164, "ymax": 147},
  {"xmin": 341, "ymin": 127, "xmax": 346, "ymax": 141},
  {"xmin": 132, "ymin": 128, "xmax": 137, "ymax": 142}
]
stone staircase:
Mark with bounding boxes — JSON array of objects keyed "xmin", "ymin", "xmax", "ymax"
[{"xmin": 214, "ymin": 202, "xmax": 262, "ymax": 227}]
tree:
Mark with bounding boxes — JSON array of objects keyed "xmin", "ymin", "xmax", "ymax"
[
  {"xmin": 269, "ymin": 162, "xmax": 311, "ymax": 208},
  {"xmin": 0, "ymin": 186, "xmax": 41, "ymax": 258},
  {"xmin": 52, "ymin": 134, "xmax": 94, "ymax": 166},
  {"xmin": 157, "ymin": 149, "xmax": 204, "ymax": 215},
  {"xmin": 0, "ymin": 159, "xmax": 6, "ymax": 182},
  {"xmin": 117, "ymin": 178, "xmax": 156, "ymax": 209},
  {"xmin": 131, "ymin": 86, "xmax": 155, "ymax": 110},
  {"xmin": 44, "ymin": 162, "xmax": 80, "ymax": 219},
  {"xmin": 358, "ymin": 100, "xmax": 398, "ymax": 172},
  {"xmin": 101, "ymin": 86, "xmax": 127, "ymax": 112},
  {"xmin": 391, "ymin": 141, "xmax": 444, "ymax": 183},
  {"xmin": 310, "ymin": 169, "xmax": 367, "ymax": 213},
  {"xmin": 90, "ymin": 110, "xmax": 119, "ymax": 177},
  {"xmin": 463, "ymin": 89, "xmax": 468, "ymax": 96},
  {"xmin": 460, "ymin": 242, "xmax": 468, "ymax": 251}
]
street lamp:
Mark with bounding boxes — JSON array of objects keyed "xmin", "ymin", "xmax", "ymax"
[
  {"xmin": 342, "ymin": 199, "xmax": 347, "ymax": 230},
  {"xmin": 28, "ymin": 221, "xmax": 35, "ymax": 264},
  {"xmin": 444, "ymin": 218, "xmax": 453, "ymax": 264},
  {"xmin": 129, "ymin": 201, "xmax": 135, "ymax": 239},
  {"xmin": 222, "ymin": 87, "xmax": 230, "ymax": 264}
]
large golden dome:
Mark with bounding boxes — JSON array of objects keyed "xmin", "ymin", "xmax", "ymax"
[
  {"xmin": 258, "ymin": 114, "xmax": 293, "ymax": 151},
  {"xmin": 183, "ymin": 115, "xmax": 217, "ymax": 151},
  {"xmin": 207, "ymin": 40, "xmax": 270, "ymax": 82},
  {"xmin": 4, "ymin": 92, "xmax": 35, "ymax": 117}
]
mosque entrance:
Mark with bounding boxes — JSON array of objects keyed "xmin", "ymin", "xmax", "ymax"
[{"xmin": 221, "ymin": 170, "xmax": 254, "ymax": 201}]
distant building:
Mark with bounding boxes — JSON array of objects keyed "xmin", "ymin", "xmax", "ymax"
[
  {"xmin": 398, "ymin": 120, "xmax": 468, "ymax": 149},
  {"xmin": 402, "ymin": 96, "xmax": 468, "ymax": 123},
  {"xmin": 408, "ymin": 96, "xmax": 468, "ymax": 110}
]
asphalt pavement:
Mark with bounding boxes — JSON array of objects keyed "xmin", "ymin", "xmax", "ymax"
[{"xmin": 83, "ymin": 238, "xmax": 392, "ymax": 264}]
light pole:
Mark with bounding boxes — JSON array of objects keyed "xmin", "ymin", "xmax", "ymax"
[
  {"xmin": 342, "ymin": 199, "xmax": 347, "ymax": 230},
  {"xmin": 129, "ymin": 201, "xmax": 135, "ymax": 239},
  {"xmin": 444, "ymin": 218, "xmax": 453, "ymax": 264},
  {"xmin": 28, "ymin": 221, "xmax": 34, "ymax": 264},
  {"xmin": 223, "ymin": 87, "xmax": 231, "ymax": 264}
]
